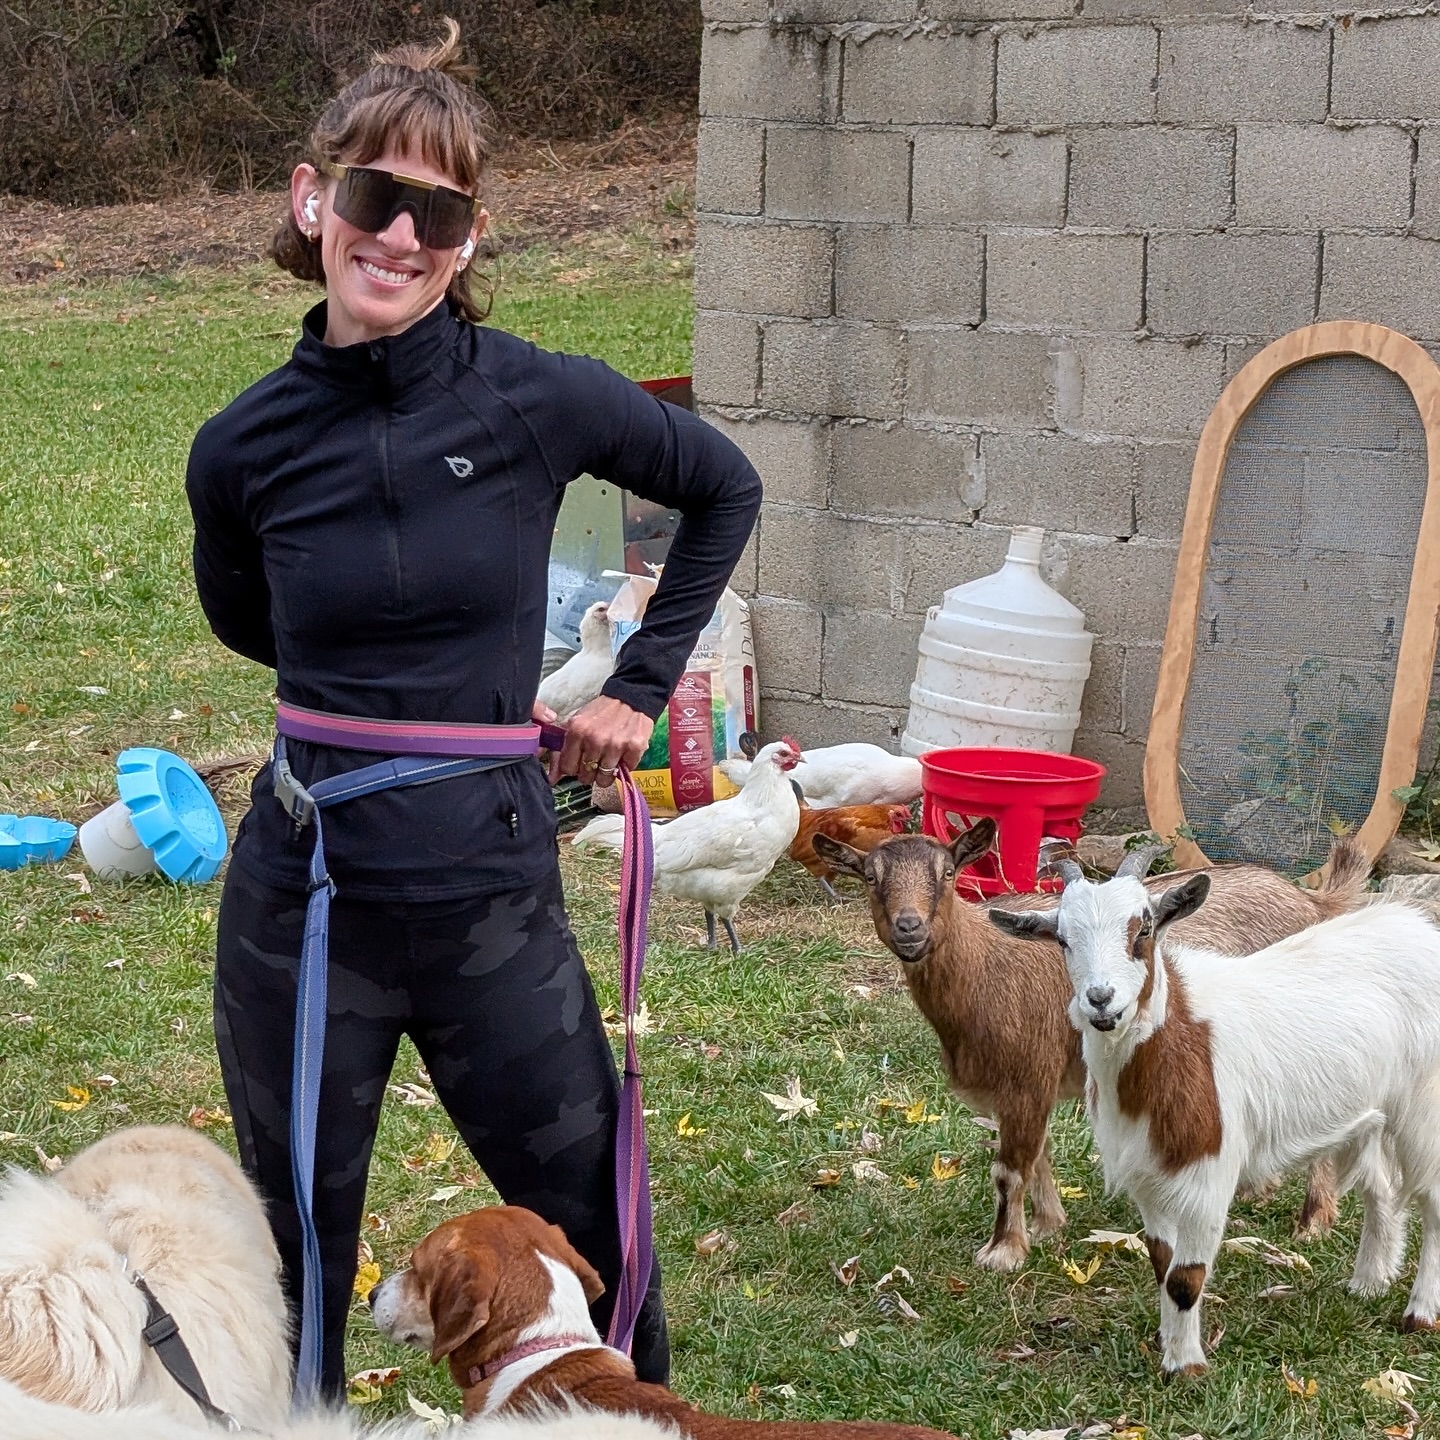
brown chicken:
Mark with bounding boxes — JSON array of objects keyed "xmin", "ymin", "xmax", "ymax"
[{"xmin": 789, "ymin": 792, "xmax": 910, "ymax": 901}]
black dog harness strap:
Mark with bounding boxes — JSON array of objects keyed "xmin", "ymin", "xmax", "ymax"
[{"xmin": 133, "ymin": 1273, "xmax": 242, "ymax": 1431}]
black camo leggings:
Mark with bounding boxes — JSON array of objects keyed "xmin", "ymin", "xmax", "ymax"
[{"xmin": 213, "ymin": 859, "xmax": 668, "ymax": 1399}]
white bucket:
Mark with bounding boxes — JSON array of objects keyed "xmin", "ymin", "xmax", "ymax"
[
  {"xmin": 78, "ymin": 800, "xmax": 160, "ymax": 880},
  {"xmin": 902, "ymin": 525, "xmax": 1094, "ymax": 756}
]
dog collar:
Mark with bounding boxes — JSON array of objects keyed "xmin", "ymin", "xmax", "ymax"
[{"xmin": 471, "ymin": 1334, "xmax": 598, "ymax": 1385}]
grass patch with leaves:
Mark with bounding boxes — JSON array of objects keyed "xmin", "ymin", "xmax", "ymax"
[{"xmin": 1, "ymin": 265, "xmax": 1436, "ymax": 1438}]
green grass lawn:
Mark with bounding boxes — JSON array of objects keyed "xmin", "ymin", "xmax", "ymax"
[{"xmin": 1, "ymin": 257, "xmax": 1435, "ymax": 1439}]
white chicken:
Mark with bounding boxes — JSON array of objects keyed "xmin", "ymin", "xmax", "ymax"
[
  {"xmin": 536, "ymin": 601, "xmax": 614, "ymax": 723},
  {"xmin": 571, "ymin": 739, "xmax": 803, "ymax": 953},
  {"xmin": 719, "ymin": 738, "xmax": 922, "ymax": 809}
]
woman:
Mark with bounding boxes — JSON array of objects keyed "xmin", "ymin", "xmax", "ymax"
[{"xmin": 185, "ymin": 22, "xmax": 760, "ymax": 1399}]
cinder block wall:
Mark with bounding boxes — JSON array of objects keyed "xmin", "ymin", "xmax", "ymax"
[{"xmin": 692, "ymin": 0, "xmax": 1440, "ymax": 805}]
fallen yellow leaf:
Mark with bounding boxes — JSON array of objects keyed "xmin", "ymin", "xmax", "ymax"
[
  {"xmin": 402, "ymin": 1132, "xmax": 457, "ymax": 1173},
  {"xmin": 347, "ymin": 1380, "xmax": 384, "ymax": 1407},
  {"xmin": 186, "ymin": 1105, "xmax": 231, "ymax": 1129},
  {"xmin": 353, "ymin": 1261, "xmax": 381, "ymax": 1302},
  {"xmin": 676, "ymin": 1112, "xmax": 706, "ymax": 1138},
  {"xmin": 762, "ymin": 1077, "xmax": 818, "ymax": 1121},
  {"xmin": 903, "ymin": 1099, "xmax": 942, "ymax": 1124},
  {"xmin": 1058, "ymin": 1184, "xmax": 1087, "ymax": 1199},
  {"xmin": 52, "ymin": 1085, "xmax": 90, "ymax": 1112},
  {"xmin": 1061, "ymin": 1255, "xmax": 1103, "ymax": 1285},
  {"xmin": 1362, "ymin": 1369, "xmax": 1424, "ymax": 1403},
  {"xmin": 931, "ymin": 1154, "xmax": 962, "ymax": 1182},
  {"xmin": 811, "ymin": 1168, "xmax": 842, "ymax": 1188},
  {"xmin": 1282, "ymin": 1363, "xmax": 1318, "ymax": 1399}
]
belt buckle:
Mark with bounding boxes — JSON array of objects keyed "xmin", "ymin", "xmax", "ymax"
[{"xmin": 272, "ymin": 753, "xmax": 316, "ymax": 829}]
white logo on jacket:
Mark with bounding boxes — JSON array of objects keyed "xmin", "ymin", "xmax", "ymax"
[{"xmin": 445, "ymin": 455, "xmax": 474, "ymax": 477}]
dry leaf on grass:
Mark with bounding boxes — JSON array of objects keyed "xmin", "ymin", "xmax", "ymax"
[
  {"xmin": 851, "ymin": 1160, "xmax": 889, "ymax": 1184},
  {"xmin": 1007, "ymin": 1427, "xmax": 1071, "ymax": 1439},
  {"xmin": 407, "ymin": 1392, "xmax": 462, "ymax": 1431},
  {"xmin": 93, "ymin": 1074, "xmax": 117, "ymax": 1088},
  {"xmin": 775, "ymin": 1199, "xmax": 809, "ymax": 1226},
  {"xmin": 1061, "ymin": 1255, "xmax": 1103, "ymax": 1285},
  {"xmin": 7, "ymin": 972, "xmax": 37, "ymax": 989},
  {"xmin": 427, "ymin": 1185, "xmax": 467, "ymax": 1203},
  {"xmin": 1362, "ymin": 1370, "xmax": 1425, "ymax": 1403},
  {"xmin": 833, "ymin": 1255, "xmax": 861, "ymax": 1287},
  {"xmin": 346, "ymin": 1368, "xmax": 400, "ymax": 1406},
  {"xmin": 1225, "ymin": 1236, "xmax": 1312, "ymax": 1271},
  {"xmin": 998, "ymin": 1342, "xmax": 1038, "ymax": 1362},
  {"xmin": 873, "ymin": 1265, "xmax": 912, "ymax": 1292},
  {"xmin": 1259, "ymin": 1284, "xmax": 1296, "ymax": 1300},
  {"xmin": 931, "ymin": 1154, "xmax": 961, "ymax": 1182},
  {"xmin": 945, "ymin": 1275, "xmax": 969, "ymax": 1295},
  {"xmin": 875, "ymin": 1291, "xmax": 921, "ymax": 1322},
  {"xmin": 838, "ymin": 1330, "xmax": 858, "ymax": 1348},
  {"xmin": 187, "ymin": 1106, "xmax": 231, "ymax": 1129},
  {"xmin": 389, "ymin": 1083, "xmax": 437, "ymax": 1108},
  {"xmin": 1081, "ymin": 1230, "xmax": 1147, "ymax": 1254},
  {"xmin": 35, "ymin": 1145, "xmax": 63, "ymax": 1172},
  {"xmin": 695, "ymin": 1229, "xmax": 730, "ymax": 1256},
  {"xmin": 811, "ymin": 1168, "xmax": 843, "ymax": 1188},
  {"xmin": 1282, "ymin": 1363, "xmax": 1318, "ymax": 1399},
  {"xmin": 603, "ymin": 999, "xmax": 656, "ymax": 1037},
  {"xmin": 763, "ymin": 1078, "xmax": 817, "ymax": 1121},
  {"xmin": 676, "ymin": 1113, "xmax": 706, "ymax": 1138},
  {"xmin": 353, "ymin": 1261, "xmax": 381, "ymax": 1301},
  {"xmin": 858, "ymin": 1127, "xmax": 883, "ymax": 1153},
  {"xmin": 402, "ymin": 1133, "xmax": 456, "ymax": 1173},
  {"xmin": 1058, "ymin": 1184, "xmax": 1087, "ymax": 1199},
  {"xmin": 52, "ymin": 1085, "xmax": 90, "ymax": 1112},
  {"xmin": 365, "ymin": 1212, "xmax": 390, "ymax": 1235}
]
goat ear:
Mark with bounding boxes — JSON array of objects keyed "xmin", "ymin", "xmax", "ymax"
[
  {"xmin": 1153, "ymin": 873, "xmax": 1210, "ymax": 930},
  {"xmin": 812, "ymin": 833, "xmax": 866, "ymax": 877},
  {"xmin": 948, "ymin": 816, "xmax": 997, "ymax": 870},
  {"xmin": 988, "ymin": 906, "xmax": 1060, "ymax": 940}
]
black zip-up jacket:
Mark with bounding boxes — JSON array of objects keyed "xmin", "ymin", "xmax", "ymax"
[{"xmin": 186, "ymin": 299, "xmax": 762, "ymax": 901}]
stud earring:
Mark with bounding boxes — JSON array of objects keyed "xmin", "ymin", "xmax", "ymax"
[{"xmin": 456, "ymin": 238, "xmax": 476, "ymax": 272}]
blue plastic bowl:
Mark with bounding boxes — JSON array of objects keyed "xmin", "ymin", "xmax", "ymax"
[
  {"xmin": 0, "ymin": 814, "xmax": 79, "ymax": 870},
  {"xmin": 115, "ymin": 748, "xmax": 229, "ymax": 884}
]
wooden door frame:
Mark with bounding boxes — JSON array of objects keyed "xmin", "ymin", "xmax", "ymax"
[{"xmin": 1144, "ymin": 321, "xmax": 1440, "ymax": 881}]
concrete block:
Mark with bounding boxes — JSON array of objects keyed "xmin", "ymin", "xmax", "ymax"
[
  {"xmin": 1087, "ymin": 0, "xmax": 1242, "ymax": 19},
  {"xmin": 694, "ymin": 311, "xmax": 761, "ymax": 408},
  {"xmin": 1075, "ymin": 337, "xmax": 1225, "ymax": 439},
  {"xmin": 760, "ymin": 695, "xmax": 904, "ymax": 750},
  {"xmin": 1058, "ymin": 534, "xmax": 1179, "ymax": 644},
  {"xmin": 906, "ymin": 522, "xmax": 1012, "ymax": 613},
  {"xmin": 763, "ymin": 320, "xmax": 905, "ymax": 418},
  {"xmin": 757, "ymin": 507, "xmax": 907, "ymax": 609},
  {"xmin": 1147, "ymin": 233, "xmax": 1318, "ymax": 337},
  {"xmin": 766, "ymin": 127, "xmax": 912, "ymax": 222},
  {"xmin": 1122, "ymin": 644, "xmax": 1162, "ymax": 738},
  {"xmin": 694, "ymin": 219, "xmax": 834, "ymax": 318},
  {"xmin": 835, "ymin": 226, "xmax": 984, "ymax": 325},
  {"xmin": 831, "ymin": 423, "xmax": 983, "ymax": 522},
  {"xmin": 1081, "ymin": 641, "xmax": 1125, "ymax": 732},
  {"xmin": 696, "ymin": 120, "xmax": 765, "ymax": 215},
  {"xmin": 1224, "ymin": 341, "xmax": 1267, "ymax": 383},
  {"xmin": 987, "ymin": 233, "xmax": 1145, "ymax": 332},
  {"xmin": 925, "ymin": 0, "xmax": 1074, "ymax": 18},
  {"xmin": 770, "ymin": 0, "xmax": 913, "ymax": 18},
  {"xmin": 1133, "ymin": 442, "xmax": 1194, "ymax": 541},
  {"xmin": 913, "ymin": 129, "xmax": 1068, "ymax": 226},
  {"xmin": 732, "ymin": 519, "xmax": 760, "ymax": 595},
  {"xmin": 980, "ymin": 433, "xmax": 1135, "ymax": 537},
  {"xmin": 1416, "ymin": 128, "xmax": 1440, "ymax": 240},
  {"xmin": 702, "ymin": 411, "xmax": 831, "ymax": 507},
  {"xmin": 700, "ymin": 26, "xmax": 831, "ymax": 122},
  {"xmin": 752, "ymin": 596, "xmax": 824, "ymax": 695},
  {"xmin": 1235, "ymin": 124, "xmax": 1413, "ymax": 229},
  {"xmin": 823, "ymin": 608, "xmax": 926, "ymax": 705},
  {"xmin": 702, "ymin": 0, "xmax": 769, "ymax": 18},
  {"xmin": 1157, "ymin": 22, "xmax": 1329, "ymax": 123},
  {"xmin": 908, "ymin": 329, "xmax": 1058, "ymax": 427},
  {"xmin": 1073, "ymin": 727, "xmax": 1146, "ymax": 806},
  {"xmin": 1333, "ymin": 16, "xmax": 1440, "ymax": 121},
  {"xmin": 843, "ymin": 32, "xmax": 994, "ymax": 125},
  {"xmin": 1068, "ymin": 127, "xmax": 1232, "ymax": 228},
  {"xmin": 997, "ymin": 26, "xmax": 1157, "ymax": 126},
  {"xmin": 1320, "ymin": 236, "xmax": 1440, "ymax": 341}
]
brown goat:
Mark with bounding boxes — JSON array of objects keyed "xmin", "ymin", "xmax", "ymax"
[{"xmin": 813, "ymin": 820, "xmax": 1372, "ymax": 1272}]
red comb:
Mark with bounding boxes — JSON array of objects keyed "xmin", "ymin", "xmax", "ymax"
[{"xmin": 781, "ymin": 735, "xmax": 803, "ymax": 755}]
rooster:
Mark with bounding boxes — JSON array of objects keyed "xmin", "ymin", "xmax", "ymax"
[
  {"xmin": 720, "ymin": 735, "xmax": 922, "ymax": 809},
  {"xmin": 571, "ymin": 739, "xmax": 803, "ymax": 953},
  {"xmin": 536, "ymin": 601, "xmax": 613, "ymax": 723},
  {"xmin": 790, "ymin": 795, "xmax": 910, "ymax": 902}
]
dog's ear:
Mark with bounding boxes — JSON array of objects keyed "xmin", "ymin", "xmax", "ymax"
[
  {"xmin": 541, "ymin": 1221, "xmax": 606, "ymax": 1305},
  {"xmin": 425, "ymin": 1247, "xmax": 497, "ymax": 1363}
]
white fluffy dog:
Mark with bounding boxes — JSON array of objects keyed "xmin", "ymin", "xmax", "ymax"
[{"xmin": 0, "ymin": 1125, "xmax": 291, "ymax": 1428}]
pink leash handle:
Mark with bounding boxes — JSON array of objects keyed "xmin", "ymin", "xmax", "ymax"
[{"xmin": 540, "ymin": 723, "xmax": 654, "ymax": 1353}]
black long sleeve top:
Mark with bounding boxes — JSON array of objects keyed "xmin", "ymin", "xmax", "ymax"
[{"xmin": 185, "ymin": 299, "xmax": 761, "ymax": 900}]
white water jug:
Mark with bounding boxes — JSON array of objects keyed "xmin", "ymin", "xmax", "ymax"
[{"xmin": 902, "ymin": 526, "xmax": 1094, "ymax": 756}]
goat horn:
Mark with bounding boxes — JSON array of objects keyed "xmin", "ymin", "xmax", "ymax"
[
  {"xmin": 1037, "ymin": 853, "xmax": 1085, "ymax": 887},
  {"xmin": 1114, "ymin": 843, "xmax": 1167, "ymax": 881}
]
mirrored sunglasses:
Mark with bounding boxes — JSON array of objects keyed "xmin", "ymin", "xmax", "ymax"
[{"xmin": 320, "ymin": 162, "xmax": 479, "ymax": 250}]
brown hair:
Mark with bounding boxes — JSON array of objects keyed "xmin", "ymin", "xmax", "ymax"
[{"xmin": 268, "ymin": 17, "xmax": 493, "ymax": 322}]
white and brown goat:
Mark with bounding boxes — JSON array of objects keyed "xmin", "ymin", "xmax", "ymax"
[
  {"xmin": 990, "ymin": 867, "xmax": 1440, "ymax": 1374},
  {"xmin": 814, "ymin": 822, "xmax": 1369, "ymax": 1272}
]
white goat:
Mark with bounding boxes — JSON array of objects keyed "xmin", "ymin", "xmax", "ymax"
[{"xmin": 991, "ymin": 870, "xmax": 1440, "ymax": 1376}]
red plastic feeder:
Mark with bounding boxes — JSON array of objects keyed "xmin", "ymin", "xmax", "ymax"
[{"xmin": 920, "ymin": 747, "xmax": 1107, "ymax": 899}]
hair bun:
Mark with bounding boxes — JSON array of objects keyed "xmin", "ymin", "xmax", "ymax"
[{"xmin": 373, "ymin": 16, "xmax": 477, "ymax": 81}]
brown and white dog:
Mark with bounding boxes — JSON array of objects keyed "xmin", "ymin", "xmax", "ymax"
[{"xmin": 370, "ymin": 1206, "xmax": 956, "ymax": 1439}]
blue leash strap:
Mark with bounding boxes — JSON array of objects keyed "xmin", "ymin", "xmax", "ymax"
[{"xmin": 276, "ymin": 738, "xmax": 528, "ymax": 1404}]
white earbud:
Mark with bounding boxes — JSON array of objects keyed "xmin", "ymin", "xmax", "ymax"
[
  {"xmin": 456, "ymin": 238, "xmax": 476, "ymax": 271},
  {"xmin": 302, "ymin": 194, "xmax": 320, "ymax": 226}
]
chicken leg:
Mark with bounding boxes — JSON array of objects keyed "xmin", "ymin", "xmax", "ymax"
[{"xmin": 703, "ymin": 911, "xmax": 743, "ymax": 955}]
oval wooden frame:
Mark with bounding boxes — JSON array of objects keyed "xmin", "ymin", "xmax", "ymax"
[{"xmin": 1144, "ymin": 321, "xmax": 1440, "ymax": 881}]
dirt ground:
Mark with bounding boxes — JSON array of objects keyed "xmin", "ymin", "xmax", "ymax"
[{"xmin": 0, "ymin": 121, "xmax": 695, "ymax": 286}]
